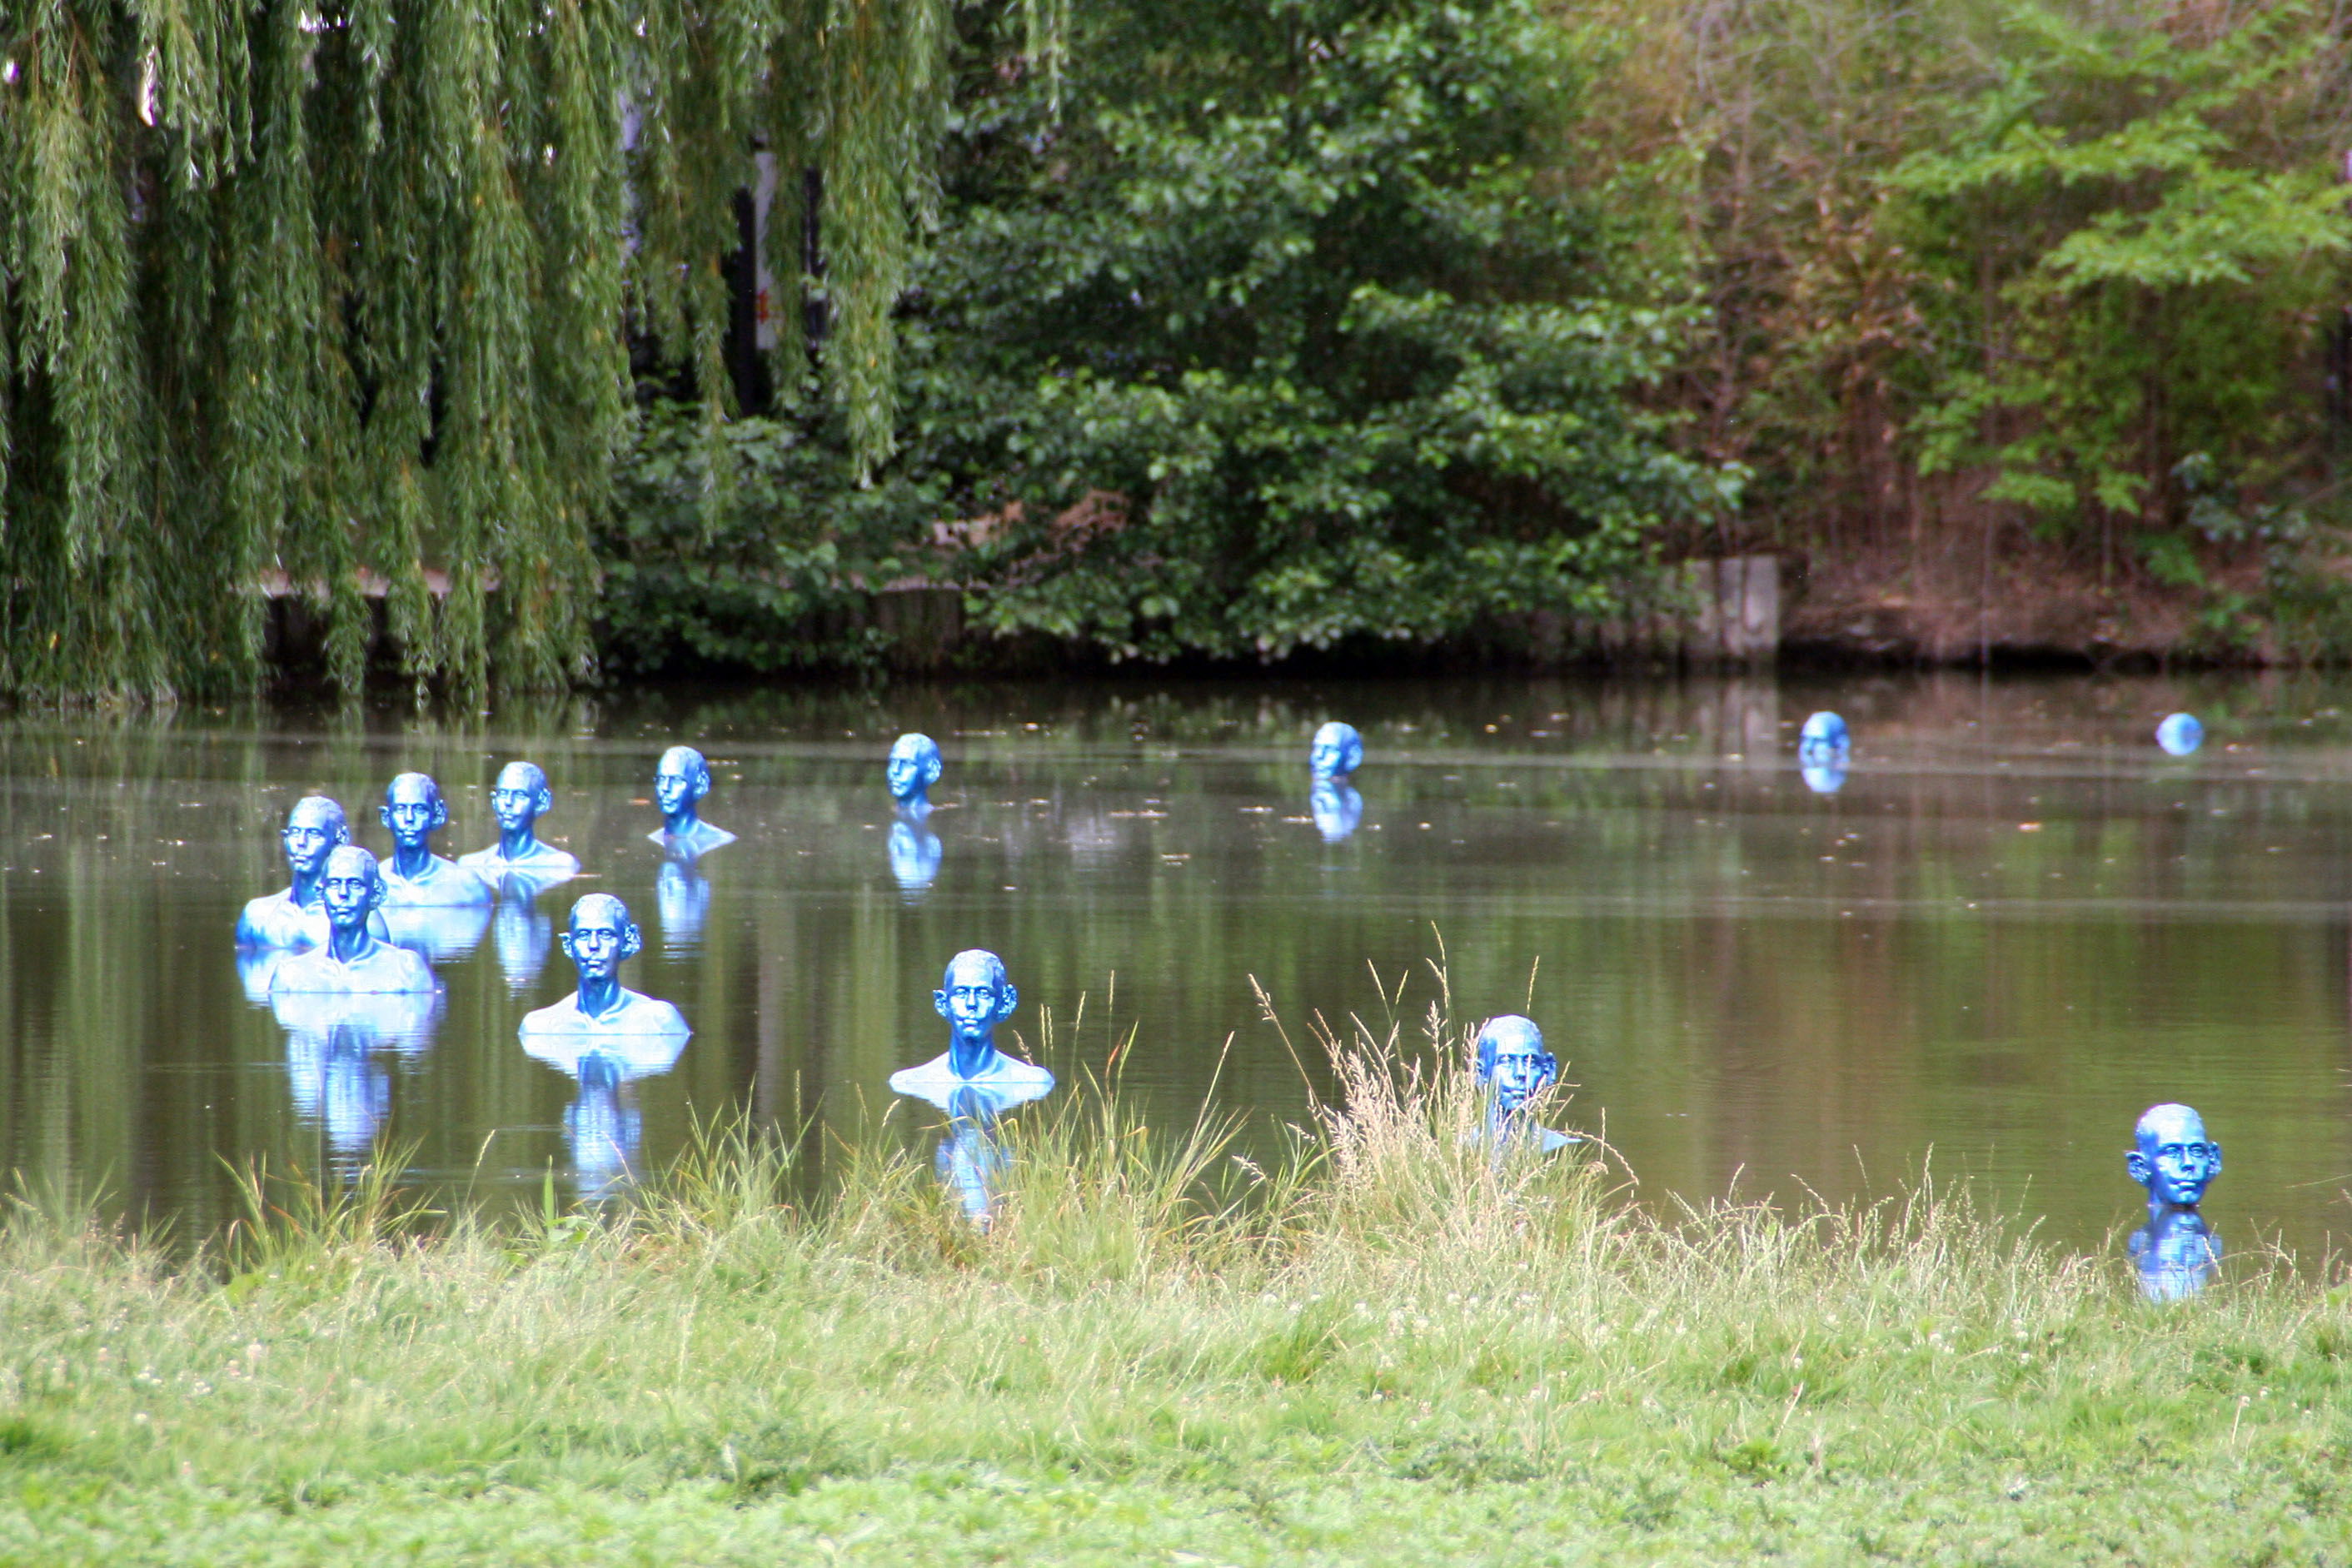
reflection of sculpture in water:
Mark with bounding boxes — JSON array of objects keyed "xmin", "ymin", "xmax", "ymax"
[
  {"xmin": 270, "ymin": 848, "xmax": 438, "ymax": 995},
  {"xmin": 272, "ymin": 988, "xmax": 438, "ymax": 1164},
  {"xmin": 518, "ymin": 895, "xmax": 690, "ymax": 1198},
  {"xmin": 2156, "ymin": 712, "xmax": 2204, "ymax": 757},
  {"xmin": 648, "ymin": 745, "xmax": 736, "ymax": 856},
  {"xmin": 491, "ymin": 891, "xmax": 554, "ymax": 993},
  {"xmin": 1473, "ymin": 1014, "xmax": 1578, "ymax": 1155},
  {"xmin": 887, "ymin": 733, "xmax": 944, "ymax": 812},
  {"xmin": 888, "ymin": 817, "xmax": 943, "ymax": 892},
  {"xmin": 2125, "ymin": 1102, "xmax": 2223, "ymax": 1301},
  {"xmin": 457, "ymin": 761, "xmax": 581, "ymax": 880},
  {"xmin": 934, "ymin": 1084, "xmax": 1017, "ymax": 1225},
  {"xmin": 889, "ymin": 950, "xmax": 1054, "ymax": 1220},
  {"xmin": 1309, "ymin": 721, "xmax": 1364, "ymax": 783},
  {"xmin": 237, "ymin": 795, "xmax": 391, "ymax": 949},
  {"xmin": 1310, "ymin": 778, "xmax": 1363, "ymax": 843},
  {"xmin": 1800, "ymin": 754, "xmax": 1849, "ymax": 796},
  {"xmin": 655, "ymin": 858, "xmax": 713, "ymax": 953}
]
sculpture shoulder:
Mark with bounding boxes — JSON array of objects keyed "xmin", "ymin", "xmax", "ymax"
[
  {"xmin": 237, "ymin": 892, "xmax": 321, "ymax": 949},
  {"xmin": 270, "ymin": 943, "xmax": 436, "ymax": 996},
  {"xmin": 382, "ymin": 857, "xmax": 492, "ymax": 906}
]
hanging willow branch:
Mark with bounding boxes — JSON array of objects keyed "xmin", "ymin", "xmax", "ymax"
[{"xmin": 0, "ymin": 0, "xmax": 961, "ymax": 698}]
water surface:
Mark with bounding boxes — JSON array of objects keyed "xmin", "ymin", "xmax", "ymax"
[{"xmin": 6, "ymin": 671, "xmax": 2350, "ymax": 1262}]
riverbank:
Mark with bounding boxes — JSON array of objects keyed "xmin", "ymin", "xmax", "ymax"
[{"xmin": 3, "ymin": 1028, "xmax": 2349, "ymax": 1566}]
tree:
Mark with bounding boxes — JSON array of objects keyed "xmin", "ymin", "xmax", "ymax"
[{"xmin": 0, "ymin": 0, "xmax": 969, "ymax": 697}]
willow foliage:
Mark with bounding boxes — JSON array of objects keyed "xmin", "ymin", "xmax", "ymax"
[{"xmin": 0, "ymin": 0, "xmax": 969, "ymax": 698}]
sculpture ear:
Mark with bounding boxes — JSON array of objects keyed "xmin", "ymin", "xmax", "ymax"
[
  {"xmin": 333, "ymin": 822, "xmax": 352, "ymax": 844},
  {"xmin": 535, "ymin": 785, "xmax": 555, "ymax": 815},
  {"xmin": 621, "ymin": 922, "xmax": 644, "ymax": 961},
  {"xmin": 431, "ymin": 797, "xmax": 451, "ymax": 829},
  {"xmin": 924, "ymin": 754, "xmax": 943, "ymax": 786},
  {"xmin": 2209, "ymin": 1142, "xmax": 2222, "ymax": 1174},
  {"xmin": 557, "ymin": 928, "xmax": 579, "ymax": 963},
  {"xmin": 995, "ymin": 983, "xmax": 1019, "ymax": 1021},
  {"xmin": 378, "ymin": 803, "xmax": 395, "ymax": 830},
  {"xmin": 2125, "ymin": 1150, "xmax": 2152, "ymax": 1186},
  {"xmin": 934, "ymin": 988, "xmax": 952, "ymax": 1019},
  {"xmin": 694, "ymin": 770, "xmax": 712, "ymax": 801},
  {"xmin": 1538, "ymin": 1052, "xmax": 1559, "ymax": 1083}
]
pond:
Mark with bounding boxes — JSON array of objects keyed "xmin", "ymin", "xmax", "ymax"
[{"xmin": 5, "ymin": 670, "xmax": 2350, "ymax": 1263}]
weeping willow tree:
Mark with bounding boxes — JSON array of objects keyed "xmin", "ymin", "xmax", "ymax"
[{"xmin": 0, "ymin": 0, "xmax": 987, "ymax": 698}]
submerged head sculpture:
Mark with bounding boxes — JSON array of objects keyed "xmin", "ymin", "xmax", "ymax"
[
  {"xmin": 381, "ymin": 773, "xmax": 451, "ymax": 853},
  {"xmin": 654, "ymin": 747, "xmax": 710, "ymax": 825},
  {"xmin": 460, "ymin": 759, "xmax": 579, "ymax": 879},
  {"xmin": 1798, "ymin": 711, "xmax": 1849, "ymax": 761},
  {"xmin": 2156, "ymin": 713, "xmax": 2204, "ymax": 757},
  {"xmin": 2126, "ymin": 1103, "xmax": 2222, "ymax": 1210},
  {"xmin": 283, "ymin": 796, "xmax": 354, "ymax": 888},
  {"xmin": 270, "ymin": 845, "xmax": 436, "ymax": 994},
  {"xmin": 561, "ymin": 892, "xmax": 644, "ymax": 981},
  {"xmin": 492, "ymin": 760, "xmax": 551, "ymax": 835},
  {"xmin": 1476, "ymin": 1014, "xmax": 1559, "ymax": 1114},
  {"xmin": 887, "ymin": 733, "xmax": 944, "ymax": 804},
  {"xmin": 317, "ymin": 844, "xmax": 387, "ymax": 933},
  {"xmin": 1310, "ymin": 722, "xmax": 1364, "ymax": 782},
  {"xmin": 936, "ymin": 948, "xmax": 1019, "ymax": 1055},
  {"xmin": 888, "ymin": 948, "xmax": 1054, "ymax": 1101},
  {"xmin": 650, "ymin": 746, "xmax": 734, "ymax": 853},
  {"xmin": 521, "ymin": 893, "xmax": 690, "ymax": 1038}
]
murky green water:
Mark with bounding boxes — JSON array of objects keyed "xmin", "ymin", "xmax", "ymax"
[{"xmin": 6, "ymin": 671, "xmax": 2352, "ymax": 1261}]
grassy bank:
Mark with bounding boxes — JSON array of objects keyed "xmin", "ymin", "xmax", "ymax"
[{"xmin": 4, "ymin": 1016, "xmax": 2351, "ymax": 1564}]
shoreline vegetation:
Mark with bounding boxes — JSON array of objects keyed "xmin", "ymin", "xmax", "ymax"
[{"xmin": 6, "ymin": 1004, "xmax": 2351, "ymax": 1562}]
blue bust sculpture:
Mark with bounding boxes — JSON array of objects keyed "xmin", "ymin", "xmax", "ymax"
[
  {"xmin": 1474, "ymin": 1014, "xmax": 1577, "ymax": 1154},
  {"xmin": 888, "ymin": 948, "xmax": 1054, "ymax": 1102},
  {"xmin": 270, "ymin": 846, "xmax": 439, "ymax": 995},
  {"xmin": 458, "ymin": 761, "xmax": 581, "ymax": 881},
  {"xmin": 519, "ymin": 894, "xmax": 690, "ymax": 1040},
  {"xmin": 888, "ymin": 818, "xmax": 943, "ymax": 893},
  {"xmin": 649, "ymin": 745, "xmax": 735, "ymax": 854},
  {"xmin": 887, "ymin": 733, "xmax": 944, "ymax": 809},
  {"xmin": 2127, "ymin": 1102, "xmax": 2221, "ymax": 1211},
  {"xmin": 2156, "ymin": 713, "xmax": 2204, "ymax": 757},
  {"xmin": 1798, "ymin": 711, "xmax": 1849, "ymax": 763},
  {"xmin": 238, "ymin": 795, "xmax": 391, "ymax": 949},
  {"xmin": 378, "ymin": 774, "xmax": 491, "ymax": 907},
  {"xmin": 272, "ymin": 986, "xmax": 438, "ymax": 1162},
  {"xmin": 2125, "ymin": 1102, "xmax": 2224, "ymax": 1301},
  {"xmin": 1310, "ymin": 777, "xmax": 1364, "ymax": 843},
  {"xmin": 1310, "ymin": 722, "xmax": 1364, "ymax": 782}
]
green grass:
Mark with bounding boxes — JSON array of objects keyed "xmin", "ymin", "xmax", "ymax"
[{"xmin": 4, "ymin": 1002, "xmax": 2352, "ymax": 1564}]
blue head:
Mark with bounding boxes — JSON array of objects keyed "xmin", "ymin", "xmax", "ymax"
[
  {"xmin": 2127, "ymin": 1103, "xmax": 2221, "ymax": 1209},
  {"xmin": 887, "ymin": 733, "xmax": 944, "ymax": 803},
  {"xmin": 491, "ymin": 760, "xmax": 553, "ymax": 834},
  {"xmin": 1797, "ymin": 712, "xmax": 1849, "ymax": 764},
  {"xmin": 2155, "ymin": 713, "xmax": 2204, "ymax": 757},
  {"xmin": 654, "ymin": 746, "xmax": 713, "ymax": 829},
  {"xmin": 317, "ymin": 844, "xmax": 387, "ymax": 937},
  {"xmin": 282, "ymin": 795, "xmax": 353, "ymax": 884},
  {"xmin": 1476, "ymin": 1014, "xmax": 1558, "ymax": 1116},
  {"xmin": 560, "ymin": 893, "xmax": 644, "ymax": 983},
  {"xmin": 1310, "ymin": 722, "xmax": 1364, "ymax": 782},
  {"xmin": 934, "ymin": 948, "xmax": 1019, "ymax": 1065},
  {"xmin": 380, "ymin": 773, "xmax": 450, "ymax": 854}
]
